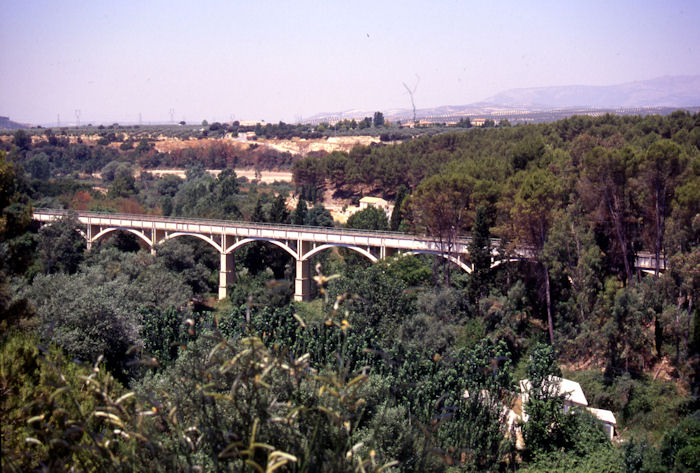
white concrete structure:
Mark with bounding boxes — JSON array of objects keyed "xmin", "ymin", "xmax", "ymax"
[
  {"xmin": 358, "ymin": 196, "xmax": 393, "ymax": 217},
  {"xmin": 585, "ymin": 406, "xmax": 617, "ymax": 440},
  {"xmin": 519, "ymin": 376, "xmax": 588, "ymax": 421},
  {"xmin": 32, "ymin": 209, "xmax": 663, "ymax": 302},
  {"xmin": 519, "ymin": 376, "xmax": 617, "ymax": 441}
]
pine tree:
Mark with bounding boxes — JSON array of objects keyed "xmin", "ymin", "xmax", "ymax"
[
  {"xmin": 292, "ymin": 198, "xmax": 307, "ymax": 225},
  {"xmin": 251, "ymin": 197, "xmax": 266, "ymax": 223},
  {"xmin": 269, "ymin": 194, "xmax": 289, "ymax": 224}
]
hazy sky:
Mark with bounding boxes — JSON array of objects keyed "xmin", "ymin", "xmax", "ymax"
[{"xmin": 1, "ymin": 0, "xmax": 699, "ymax": 125}]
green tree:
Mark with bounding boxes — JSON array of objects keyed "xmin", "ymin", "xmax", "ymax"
[
  {"xmin": 510, "ymin": 135, "xmax": 546, "ymax": 171},
  {"xmin": 0, "ymin": 151, "xmax": 19, "ymax": 218},
  {"xmin": 136, "ymin": 138, "xmax": 152, "ymax": 152},
  {"xmin": 382, "ymin": 254, "xmax": 432, "ymax": 287},
  {"xmin": 154, "ymin": 239, "xmax": 213, "ymax": 295},
  {"xmin": 0, "ymin": 151, "xmax": 34, "ymax": 326},
  {"xmin": 580, "ymin": 146, "xmax": 639, "ymax": 283},
  {"xmin": 107, "ymin": 173, "xmax": 136, "ymax": 198},
  {"xmin": 292, "ymin": 157, "xmax": 325, "ymax": 202},
  {"xmin": 373, "ymin": 111, "xmax": 385, "ymax": 127},
  {"xmin": 251, "ymin": 196, "xmax": 266, "ymax": 223},
  {"xmin": 327, "ymin": 264, "xmax": 413, "ymax": 346},
  {"xmin": 468, "ymin": 205, "xmax": 492, "ymax": 302},
  {"xmin": 667, "ymin": 156, "xmax": 700, "ymax": 252},
  {"xmin": 12, "ymin": 129, "xmax": 31, "ymax": 150},
  {"xmin": 450, "ymin": 341, "xmax": 515, "ymax": 471},
  {"xmin": 407, "ymin": 173, "xmax": 475, "ymax": 285},
  {"xmin": 292, "ymin": 198, "xmax": 308, "ymax": 225},
  {"xmin": 640, "ymin": 139, "xmax": 686, "ymax": 277},
  {"xmin": 29, "ymin": 270, "xmax": 141, "ymax": 376},
  {"xmin": 325, "ymin": 152, "xmax": 350, "ymax": 190},
  {"xmin": 510, "ymin": 169, "xmax": 563, "ymax": 344},
  {"xmin": 216, "ymin": 168, "xmax": 241, "ymax": 217},
  {"xmin": 542, "ymin": 206, "xmax": 603, "ymax": 328},
  {"xmin": 25, "ymin": 152, "xmax": 51, "ymax": 180},
  {"xmin": 659, "ymin": 411, "xmax": 700, "ymax": 473},
  {"xmin": 0, "ymin": 153, "xmax": 34, "ymax": 271},
  {"xmin": 346, "ymin": 205, "xmax": 388, "ymax": 231},
  {"xmin": 35, "ymin": 213, "xmax": 86, "ymax": 275},
  {"xmin": 306, "ymin": 203, "xmax": 334, "ymax": 227},
  {"xmin": 520, "ymin": 343, "xmax": 613, "ymax": 462},
  {"xmin": 666, "ymin": 247, "xmax": 700, "ymax": 363},
  {"xmin": 0, "ymin": 333, "xmax": 126, "ymax": 472},
  {"xmin": 268, "ymin": 194, "xmax": 289, "ymax": 224},
  {"xmin": 140, "ymin": 307, "xmax": 187, "ymax": 366},
  {"xmin": 390, "ymin": 185, "xmax": 408, "ymax": 231},
  {"xmin": 456, "ymin": 117, "xmax": 472, "ymax": 128},
  {"xmin": 601, "ymin": 282, "xmax": 653, "ymax": 373}
]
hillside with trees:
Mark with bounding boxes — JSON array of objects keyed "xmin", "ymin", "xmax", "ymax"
[{"xmin": 1, "ymin": 111, "xmax": 699, "ymax": 472}]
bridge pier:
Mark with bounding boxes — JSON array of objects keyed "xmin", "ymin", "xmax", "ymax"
[
  {"xmin": 380, "ymin": 246, "xmax": 397, "ymax": 259},
  {"xmin": 86, "ymin": 224, "xmax": 98, "ymax": 251},
  {"xmin": 218, "ymin": 252, "xmax": 235, "ymax": 300},
  {"xmin": 295, "ymin": 241, "xmax": 311, "ymax": 302},
  {"xmin": 31, "ymin": 211, "xmax": 669, "ymax": 300}
]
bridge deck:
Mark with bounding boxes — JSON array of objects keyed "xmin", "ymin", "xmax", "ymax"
[
  {"xmin": 32, "ymin": 209, "xmax": 664, "ymax": 300},
  {"xmin": 33, "ymin": 208, "xmax": 486, "ymax": 254}
]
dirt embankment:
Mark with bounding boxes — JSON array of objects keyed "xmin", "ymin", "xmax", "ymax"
[
  {"xmin": 91, "ymin": 168, "xmax": 293, "ymax": 184},
  {"xmin": 151, "ymin": 135, "xmax": 380, "ymax": 156},
  {"xmin": 13, "ymin": 133, "xmax": 379, "ymax": 157},
  {"xmin": 141, "ymin": 168, "xmax": 293, "ymax": 183},
  {"xmin": 254, "ymin": 135, "xmax": 381, "ymax": 155}
]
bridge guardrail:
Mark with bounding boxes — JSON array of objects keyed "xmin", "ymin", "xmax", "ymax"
[
  {"xmin": 34, "ymin": 208, "xmax": 509, "ymax": 246},
  {"xmin": 32, "ymin": 209, "xmax": 664, "ymax": 270}
]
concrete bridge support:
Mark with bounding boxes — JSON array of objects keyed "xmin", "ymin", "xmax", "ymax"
[
  {"xmin": 380, "ymin": 246, "xmax": 396, "ymax": 259},
  {"xmin": 33, "ymin": 210, "xmax": 666, "ymax": 305},
  {"xmin": 295, "ymin": 241, "xmax": 311, "ymax": 302},
  {"xmin": 219, "ymin": 252, "xmax": 235, "ymax": 300},
  {"xmin": 86, "ymin": 224, "xmax": 99, "ymax": 251}
]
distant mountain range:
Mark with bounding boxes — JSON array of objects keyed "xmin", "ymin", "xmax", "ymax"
[
  {"xmin": 484, "ymin": 75, "xmax": 700, "ymax": 109},
  {"xmin": 305, "ymin": 75, "xmax": 700, "ymax": 125},
  {"xmin": 4, "ymin": 76, "xmax": 699, "ymax": 129},
  {"xmin": 0, "ymin": 116, "xmax": 29, "ymax": 130}
]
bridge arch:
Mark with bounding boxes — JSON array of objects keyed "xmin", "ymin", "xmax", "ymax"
[
  {"xmin": 303, "ymin": 243, "xmax": 378, "ymax": 263},
  {"xmin": 225, "ymin": 238, "xmax": 297, "ymax": 259},
  {"xmin": 158, "ymin": 232, "xmax": 222, "ymax": 253},
  {"xmin": 91, "ymin": 227, "xmax": 153, "ymax": 248},
  {"xmin": 404, "ymin": 250, "xmax": 472, "ymax": 273}
]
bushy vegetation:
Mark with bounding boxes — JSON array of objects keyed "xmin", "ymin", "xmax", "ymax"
[{"xmin": 1, "ymin": 111, "xmax": 699, "ymax": 471}]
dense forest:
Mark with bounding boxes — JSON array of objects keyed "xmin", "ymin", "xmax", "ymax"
[{"xmin": 1, "ymin": 111, "xmax": 700, "ymax": 472}]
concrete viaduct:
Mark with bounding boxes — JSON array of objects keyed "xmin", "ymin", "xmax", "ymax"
[{"xmin": 32, "ymin": 209, "xmax": 664, "ymax": 302}]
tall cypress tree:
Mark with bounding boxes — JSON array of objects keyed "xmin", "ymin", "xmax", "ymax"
[
  {"xmin": 390, "ymin": 185, "xmax": 408, "ymax": 231},
  {"xmin": 251, "ymin": 197, "xmax": 266, "ymax": 223},
  {"xmin": 269, "ymin": 194, "xmax": 290, "ymax": 224},
  {"xmin": 292, "ymin": 198, "xmax": 308, "ymax": 225}
]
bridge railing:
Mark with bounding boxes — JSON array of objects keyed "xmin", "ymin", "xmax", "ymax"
[
  {"xmin": 35, "ymin": 208, "xmax": 500, "ymax": 246},
  {"xmin": 32, "ymin": 209, "xmax": 668, "ymax": 271}
]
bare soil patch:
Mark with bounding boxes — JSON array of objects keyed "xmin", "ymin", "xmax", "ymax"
[
  {"xmin": 152, "ymin": 135, "xmax": 380, "ymax": 156},
  {"xmin": 138, "ymin": 168, "xmax": 292, "ymax": 184}
]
